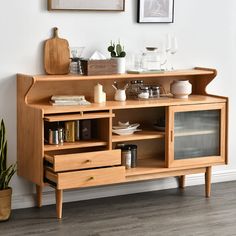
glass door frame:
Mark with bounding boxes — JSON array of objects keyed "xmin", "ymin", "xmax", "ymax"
[{"xmin": 166, "ymin": 103, "xmax": 226, "ymax": 168}]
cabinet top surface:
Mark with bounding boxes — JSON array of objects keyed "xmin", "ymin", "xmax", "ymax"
[
  {"xmin": 29, "ymin": 95, "xmax": 226, "ymax": 114},
  {"xmin": 25, "ymin": 68, "xmax": 215, "ymax": 82}
]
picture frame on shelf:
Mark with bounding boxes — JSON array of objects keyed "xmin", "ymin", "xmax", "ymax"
[
  {"xmin": 48, "ymin": 0, "xmax": 125, "ymax": 11},
  {"xmin": 138, "ymin": 0, "xmax": 174, "ymax": 23}
]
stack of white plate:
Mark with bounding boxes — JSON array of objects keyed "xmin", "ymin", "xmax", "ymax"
[{"xmin": 112, "ymin": 122, "xmax": 141, "ymax": 136}]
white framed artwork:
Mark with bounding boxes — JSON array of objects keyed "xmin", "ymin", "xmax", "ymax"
[
  {"xmin": 138, "ymin": 0, "xmax": 174, "ymax": 23},
  {"xmin": 48, "ymin": 0, "xmax": 125, "ymax": 11}
]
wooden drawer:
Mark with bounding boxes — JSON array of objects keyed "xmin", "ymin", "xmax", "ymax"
[
  {"xmin": 45, "ymin": 166, "xmax": 125, "ymax": 190},
  {"xmin": 45, "ymin": 149, "xmax": 121, "ymax": 172}
]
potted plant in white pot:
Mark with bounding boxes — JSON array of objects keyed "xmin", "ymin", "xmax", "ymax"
[
  {"xmin": 0, "ymin": 119, "xmax": 16, "ymax": 221},
  {"xmin": 108, "ymin": 41, "xmax": 126, "ymax": 74}
]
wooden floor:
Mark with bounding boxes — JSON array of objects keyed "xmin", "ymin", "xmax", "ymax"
[{"xmin": 1, "ymin": 181, "xmax": 236, "ymax": 236}]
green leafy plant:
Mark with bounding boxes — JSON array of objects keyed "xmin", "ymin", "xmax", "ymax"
[
  {"xmin": 108, "ymin": 40, "xmax": 126, "ymax": 58},
  {"xmin": 0, "ymin": 119, "xmax": 16, "ymax": 190}
]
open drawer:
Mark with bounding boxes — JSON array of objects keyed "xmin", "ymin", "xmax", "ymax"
[
  {"xmin": 45, "ymin": 166, "xmax": 125, "ymax": 190},
  {"xmin": 45, "ymin": 149, "xmax": 121, "ymax": 172}
]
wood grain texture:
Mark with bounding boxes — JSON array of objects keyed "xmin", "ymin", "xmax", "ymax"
[
  {"xmin": 44, "ymin": 27, "xmax": 70, "ymax": 75},
  {"xmin": 46, "ymin": 166, "xmax": 126, "ymax": 190},
  {"xmin": 45, "ymin": 149, "xmax": 121, "ymax": 172}
]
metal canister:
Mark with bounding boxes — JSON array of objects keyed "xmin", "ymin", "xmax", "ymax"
[
  {"xmin": 57, "ymin": 127, "xmax": 64, "ymax": 144},
  {"xmin": 65, "ymin": 121, "xmax": 75, "ymax": 142},
  {"xmin": 121, "ymin": 146, "xmax": 132, "ymax": 169},
  {"xmin": 75, "ymin": 120, "xmax": 80, "ymax": 141},
  {"xmin": 48, "ymin": 129, "xmax": 59, "ymax": 145}
]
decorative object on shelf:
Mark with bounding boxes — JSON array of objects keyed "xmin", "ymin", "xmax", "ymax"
[
  {"xmin": 138, "ymin": 0, "xmax": 174, "ymax": 23},
  {"xmin": 44, "ymin": 27, "xmax": 70, "ymax": 75},
  {"xmin": 170, "ymin": 36, "xmax": 178, "ymax": 70},
  {"xmin": 112, "ymin": 122, "xmax": 141, "ymax": 136},
  {"xmin": 65, "ymin": 121, "xmax": 75, "ymax": 142},
  {"xmin": 138, "ymin": 85, "xmax": 150, "ymax": 99},
  {"xmin": 80, "ymin": 120, "xmax": 92, "ymax": 140},
  {"xmin": 113, "ymin": 82, "xmax": 128, "ymax": 101},
  {"xmin": 141, "ymin": 47, "xmax": 167, "ymax": 71},
  {"xmin": 50, "ymin": 95, "xmax": 91, "ymax": 106},
  {"xmin": 48, "ymin": 0, "xmax": 125, "ymax": 11},
  {"xmin": 0, "ymin": 119, "xmax": 16, "ymax": 221},
  {"xmin": 170, "ymin": 80, "xmax": 192, "ymax": 99},
  {"xmin": 94, "ymin": 84, "xmax": 106, "ymax": 103},
  {"xmin": 69, "ymin": 47, "xmax": 85, "ymax": 74},
  {"xmin": 108, "ymin": 41, "xmax": 126, "ymax": 74}
]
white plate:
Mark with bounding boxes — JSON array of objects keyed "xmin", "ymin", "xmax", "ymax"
[
  {"xmin": 112, "ymin": 129, "xmax": 141, "ymax": 136},
  {"xmin": 112, "ymin": 123, "xmax": 140, "ymax": 130}
]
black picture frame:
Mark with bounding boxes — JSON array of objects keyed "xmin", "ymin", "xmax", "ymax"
[{"xmin": 138, "ymin": 0, "xmax": 174, "ymax": 23}]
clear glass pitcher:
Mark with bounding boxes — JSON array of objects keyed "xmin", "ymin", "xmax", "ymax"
[{"xmin": 141, "ymin": 47, "xmax": 166, "ymax": 71}]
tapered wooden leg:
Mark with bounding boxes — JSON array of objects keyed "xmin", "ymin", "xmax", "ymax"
[
  {"xmin": 205, "ymin": 166, "xmax": 212, "ymax": 198},
  {"xmin": 36, "ymin": 185, "xmax": 42, "ymax": 208},
  {"xmin": 178, "ymin": 175, "xmax": 186, "ymax": 189},
  {"xmin": 56, "ymin": 189, "xmax": 63, "ymax": 219}
]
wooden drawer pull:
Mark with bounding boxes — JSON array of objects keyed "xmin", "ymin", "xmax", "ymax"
[
  {"xmin": 88, "ymin": 177, "xmax": 95, "ymax": 181},
  {"xmin": 85, "ymin": 159, "xmax": 92, "ymax": 163}
]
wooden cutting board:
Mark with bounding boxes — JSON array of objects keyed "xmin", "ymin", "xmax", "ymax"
[{"xmin": 44, "ymin": 27, "xmax": 70, "ymax": 75}]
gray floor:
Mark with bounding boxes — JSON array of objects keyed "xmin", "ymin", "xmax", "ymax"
[{"xmin": 1, "ymin": 181, "xmax": 236, "ymax": 236}]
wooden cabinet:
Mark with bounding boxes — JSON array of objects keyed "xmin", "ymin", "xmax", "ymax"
[{"xmin": 17, "ymin": 68, "xmax": 228, "ymax": 219}]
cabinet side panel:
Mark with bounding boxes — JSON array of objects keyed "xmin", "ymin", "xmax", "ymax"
[{"xmin": 17, "ymin": 75, "xmax": 44, "ymax": 185}]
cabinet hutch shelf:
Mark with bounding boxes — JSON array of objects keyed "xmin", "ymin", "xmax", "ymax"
[{"xmin": 17, "ymin": 67, "xmax": 228, "ymax": 219}]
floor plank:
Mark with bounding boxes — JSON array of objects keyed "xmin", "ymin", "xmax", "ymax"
[{"xmin": 1, "ymin": 181, "xmax": 236, "ymax": 236}]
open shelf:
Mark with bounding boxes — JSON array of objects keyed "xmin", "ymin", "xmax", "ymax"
[
  {"xmin": 125, "ymin": 158, "xmax": 166, "ymax": 177},
  {"xmin": 44, "ymin": 112, "xmax": 114, "ymax": 122},
  {"xmin": 175, "ymin": 129, "xmax": 216, "ymax": 137},
  {"xmin": 112, "ymin": 130, "xmax": 165, "ymax": 143},
  {"xmin": 44, "ymin": 140, "xmax": 107, "ymax": 151}
]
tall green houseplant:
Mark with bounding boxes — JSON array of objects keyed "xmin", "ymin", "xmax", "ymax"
[{"xmin": 0, "ymin": 119, "xmax": 16, "ymax": 221}]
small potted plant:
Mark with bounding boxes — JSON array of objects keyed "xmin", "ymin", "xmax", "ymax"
[
  {"xmin": 0, "ymin": 119, "xmax": 16, "ymax": 221},
  {"xmin": 108, "ymin": 40, "xmax": 126, "ymax": 74}
]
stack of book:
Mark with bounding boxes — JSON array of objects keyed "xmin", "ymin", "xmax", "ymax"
[{"xmin": 50, "ymin": 95, "xmax": 91, "ymax": 106}]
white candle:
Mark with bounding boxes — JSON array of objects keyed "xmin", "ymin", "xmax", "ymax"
[{"xmin": 94, "ymin": 84, "xmax": 103, "ymax": 103}]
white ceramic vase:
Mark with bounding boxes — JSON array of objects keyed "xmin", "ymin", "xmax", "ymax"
[
  {"xmin": 115, "ymin": 57, "xmax": 126, "ymax": 74},
  {"xmin": 115, "ymin": 89, "xmax": 126, "ymax": 101},
  {"xmin": 170, "ymin": 80, "xmax": 192, "ymax": 99}
]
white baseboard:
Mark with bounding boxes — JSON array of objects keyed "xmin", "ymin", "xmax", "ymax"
[{"xmin": 12, "ymin": 169, "xmax": 236, "ymax": 210}]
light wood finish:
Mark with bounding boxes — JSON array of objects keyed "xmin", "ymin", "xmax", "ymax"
[
  {"xmin": 46, "ymin": 167, "xmax": 125, "ymax": 190},
  {"xmin": 44, "ymin": 27, "xmax": 70, "ymax": 75},
  {"xmin": 167, "ymin": 103, "xmax": 226, "ymax": 168},
  {"xmin": 205, "ymin": 166, "xmax": 212, "ymax": 198},
  {"xmin": 179, "ymin": 176, "xmax": 186, "ymax": 189},
  {"xmin": 45, "ymin": 149, "xmax": 121, "ymax": 172},
  {"xmin": 56, "ymin": 189, "xmax": 63, "ymax": 219},
  {"xmin": 35, "ymin": 185, "xmax": 42, "ymax": 208},
  {"xmin": 44, "ymin": 140, "xmax": 107, "ymax": 151},
  {"xmin": 29, "ymin": 96, "xmax": 227, "ymax": 115},
  {"xmin": 126, "ymin": 167, "xmax": 206, "ymax": 183},
  {"xmin": 44, "ymin": 112, "xmax": 114, "ymax": 122},
  {"xmin": 112, "ymin": 130, "xmax": 164, "ymax": 143},
  {"xmin": 17, "ymin": 68, "xmax": 228, "ymax": 218}
]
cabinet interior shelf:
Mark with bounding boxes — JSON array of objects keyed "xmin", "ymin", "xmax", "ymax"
[
  {"xmin": 44, "ymin": 112, "xmax": 114, "ymax": 122},
  {"xmin": 112, "ymin": 130, "xmax": 165, "ymax": 143},
  {"xmin": 175, "ymin": 129, "xmax": 216, "ymax": 137},
  {"xmin": 44, "ymin": 140, "xmax": 107, "ymax": 151}
]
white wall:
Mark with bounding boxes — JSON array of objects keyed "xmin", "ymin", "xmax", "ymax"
[{"xmin": 0, "ymin": 0, "xmax": 236, "ymax": 209}]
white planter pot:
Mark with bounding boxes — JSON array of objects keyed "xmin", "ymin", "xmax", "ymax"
[
  {"xmin": 115, "ymin": 57, "xmax": 126, "ymax": 74},
  {"xmin": 170, "ymin": 80, "xmax": 192, "ymax": 99},
  {"xmin": 114, "ymin": 89, "xmax": 126, "ymax": 101}
]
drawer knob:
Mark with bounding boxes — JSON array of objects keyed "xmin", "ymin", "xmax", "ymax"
[
  {"xmin": 89, "ymin": 176, "xmax": 95, "ymax": 181},
  {"xmin": 85, "ymin": 159, "xmax": 92, "ymax": 163}
]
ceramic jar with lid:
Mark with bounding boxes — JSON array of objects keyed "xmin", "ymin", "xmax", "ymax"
[{"xmin": 170, "ymin": 80, "xmax": 192, "ymax": 99}]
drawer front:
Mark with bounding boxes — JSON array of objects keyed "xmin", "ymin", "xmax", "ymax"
[
  {"xmin": 45, "ymin": 149, "xmax": 121, "ymax": 172},
  {"xmin": 45, "ymin": 166, "xmax": 125, "ymax": 190}
]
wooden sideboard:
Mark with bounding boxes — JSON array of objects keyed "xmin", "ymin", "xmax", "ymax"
[{"xmin": 17, "ymin": 68, "xmax": 228, "ymax": 219}]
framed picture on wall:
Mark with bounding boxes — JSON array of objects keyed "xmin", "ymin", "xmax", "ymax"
[
  {"xmin": 48, "ymin": 0, "xmax": 125, "ymax": 11},
  {"xmin": 138, "ymin": 0, "xmax": 174, "ymax": 23}
]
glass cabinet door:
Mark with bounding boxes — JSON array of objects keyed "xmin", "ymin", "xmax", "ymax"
[{"xmin": 167, "ymin": 104, "xmax": 226, "ymax": 167}]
